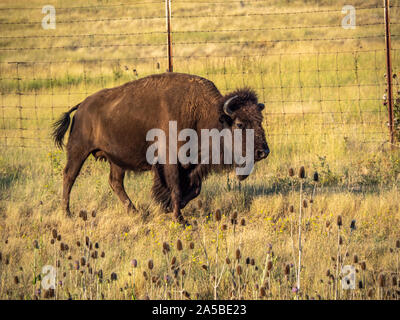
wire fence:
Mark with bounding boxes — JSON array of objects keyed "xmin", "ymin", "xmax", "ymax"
[{"xmin": 0, "ymin": 0, "xmax": 399, "ymax": 164}]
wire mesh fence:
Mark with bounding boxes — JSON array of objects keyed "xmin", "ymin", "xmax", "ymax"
[{"xmin": 0, "ymin": 0, "xmax": 399, "ymax": 167}]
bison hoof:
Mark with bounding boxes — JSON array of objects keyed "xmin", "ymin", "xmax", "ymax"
[
  {"xmin": 126, "ymin": 203, "xmax": 137, "ymax": 213},
  {"xmin": 65, "ymin": 209, "xmax": 73, "ymax": 218},
  {"xmin": 176, "ymin": 215, "xmax": 190, "ymax": 227}
]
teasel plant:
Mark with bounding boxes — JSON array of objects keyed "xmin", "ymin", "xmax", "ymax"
[
  {"xmin": 296, "ymin": 166, "xmax": 306, "ymax": 295},
  {"xmin": 335, "ymin": 215, "xmax": 343, "ymax": 300},
  {"xmin": 213, "ymin": 209, "xmax": 225, "ymax": 299}
]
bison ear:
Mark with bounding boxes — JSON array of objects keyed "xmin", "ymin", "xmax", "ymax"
[
  {"xmin": 219, "ymin": 114, "xmax": 233, "ymax": 127},
  {"xmin": 257, "ymin": 103, "xmax": 265, "ymax": 111}
]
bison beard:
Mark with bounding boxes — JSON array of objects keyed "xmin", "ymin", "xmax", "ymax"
[{"xmin": 152, "ymin": 164, "xmax": 201, "ymax": 212}]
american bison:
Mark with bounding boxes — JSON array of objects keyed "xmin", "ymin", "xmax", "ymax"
[{"xmin": 52, "ymin": 72, "xmax": 269, "ymax": 224}]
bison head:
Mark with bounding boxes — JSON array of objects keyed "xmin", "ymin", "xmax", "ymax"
[{"xmin": 219, "ymin": 89, "xmax": 269, "ymax": 181}]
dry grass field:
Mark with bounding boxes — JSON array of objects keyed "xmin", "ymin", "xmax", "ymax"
[{"xmin": 1, "ymin": 0, "xmax": 400, "ymax": 300}]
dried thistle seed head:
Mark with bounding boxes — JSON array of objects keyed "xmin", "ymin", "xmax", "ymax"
[
  {"xmin": 52, "ymin": 229, "xmax": 58, "ymax": 239},
  {"xmin": 91, "ymin": 251, "xmax": 98, "ymax": 259},
  {"xmin": 289, "ymin": 205, "xmax": 294, "ymax": 213},
  {"xmin": 221, "ymin": 224, "xmax": 228, "ymax": 231},
  {"xmin": 33, "ymin": 240, "xmax": 39, "ymax": 249},
  {"xmin": 110, "ymin": 272, "xmax": 118, "ymax": 281},
  {"xmin": 50, "ymin": 239, "xmax": 55, "ymax": 245},
  {"xmin": 131, "ymin": 259, "xmax": 137, "ymax": 268},
  {"xmin": 350, "ymin": 220, "xmax": 356, "ymax": 230},
  {"xmin": 14, "ymin": 276, "xmax": 19, "ymax": 285},
  {"xmin": 176, "ymin": 239, "xmax": 183, "ymax": 251},
  {"xmin": 396, "ymin": 240, "xmax": 400, "ymax": 249},
  {"xmin": 232, "ymin": 211, "xmax": 238, "ymax": 220},
  {"xmin": 201, "ymin": 265, "xmax": 208, "ymax": 271},
  {"xmin": 360, "ymin": 261, "xmax": 366, "ymax": 270},
  {"xmin": 181, "ymin": 269, "xmax": 186, "ymax": 277},
  {"xmin": 57, "ymin": 235, "xmax": 61, "ymax": 241},
  {"xmin": 76, "ymin": 241, "xmax": 81, "ymax": 247},
  {"xmin": 80, "ymin": 257, "xmax": 86, "ymax": 266},
  {"xmin": 197, "ymin": 199, "xmax": 203, "ymax": 209},
  {"xmin": 313, "ymin": 171, "xmax": 319, "ymax": 182},
  {"xmin": 215, "ymin": 209, "xmax": 222, "ymax": 221},
  {"xmin": 60, "ymin": 243, "xmax": 65, "ymax": 251},
  {"xmin": 298, "ymin": 166, "xmax": 305, "ymax": 179},
  {"xmin": 339, "ymin": 236, "xmax": 343, "ymax": 246},
  {"xmin": 95, "ymin": 242, "xmax": 99, "ymax": 249},
  {"xmin": 235, "ymin": 249, "xmax": 241, "ymax": 260},
  {"xmin": 326, "ymin": 221, "xmax": 331, "ymax": 228},
  {"xmin": 163, "ymin": 242, "xmax": 170, "ymax": 252},
  {"xmin": 326, "ymin": 269, "xmax": 331, "ymax": 277},
  {"xmin": 189, "ymin": 242, "xmax": 194, "ymax": 250},
  {"xmin": 171, "ymin": 256, "xmax": 177, "ymax": 265},
  {"xmin": 79, "ymin": 210, "xmax": 88, "ymax": 221},
  {"xmin": 236, "ymin": 265, "xmax": 243, "ymax": 275},
  {"xmin": 85, "ymin": 236, "xmax": 90, "ymax": 247},
  {"xmin": 251, "ymin": 258, "xmax": 255, "ymax": 266},
  {"xmin": 259, "ymin": 287, "xmax": 266, "ymax": 297},
  {"xmin": 91, "ymin": 210, "xmax": 96, "ymax": 218},
  {"xmin": 303, "ymin": 200, "xmax": 308, "ymax": 208},
  {"xmin": 245, "ymin": 257, "xmax": 250, "ymax": 265},
  {"xmin": 240, "ymin": 218, "xmax": 246, "ymax": 226},
  {"xmin": 337, "ymin": 215, "xmax": 343, "ymax": 227},
  {"xmin": 288, "ymin": 168, "xmax": 294, "ymax": 177},
  {"xmin": 267, "ymin": 261, "xmax": 273, "ymax": 271},
  {"xmin": 285, "ymin": 264, "xmax": 290, "ymax": 275},
  {"xmin": 358, "ymin": 280, "xmax": 363, "ymax": 289},
  {"xmin": 378, "ymin": 274, "xmax": 386, "ymax": 287},
  {"xmin": 353, "ymin": 255, "xmax": 359, "ymax": 264},
  {"xmin": 101, "ymin": 251, "xmax": 105, "ymax": 258},
  {"xmin": 226, "ymin": 257, "xmax": 231, "ymax": 265},
  {"xmin": 148, "ymin": 260, "xmax": 154, "ymax": 270}
]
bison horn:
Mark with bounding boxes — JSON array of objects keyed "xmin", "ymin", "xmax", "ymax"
[{"xmin": 223, "ymin": 95, "xmax": 238, "ymax": 116}]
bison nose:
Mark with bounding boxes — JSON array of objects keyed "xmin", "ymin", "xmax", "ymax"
[
  {"xmin": 256, "ymin": 143, "xmax": 270, "ymax": 160},
  {"xmin": 256, "ymin": 149, "xmax": 269, "ymax": 160}
]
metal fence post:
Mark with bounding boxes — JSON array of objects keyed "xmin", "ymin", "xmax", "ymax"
[
  {"xmin": 166, "ymin": 0, "xmax": 173, "ymax": 72},
  {"xmin": 384, "ymin": 0, "xmax": 395, "ymax": 145}
]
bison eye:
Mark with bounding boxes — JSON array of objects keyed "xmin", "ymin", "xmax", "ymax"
[
  {"xmin": 236, "ymin": 122, "xmax": 244, "ymax": 129},
  {"xmin": 257, "ymin": 103, "xmax": 265, "ymax": 111}
]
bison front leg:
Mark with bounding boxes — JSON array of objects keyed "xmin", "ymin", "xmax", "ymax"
[
  {"xmin": 109, "ymin": 162, "xmax": 136, "ymax": 213},
  {"xmin": 164, "ymin": 164, "xmax": 187, "ymax": 225},
  {"xmin": 180, "ymin": 180, "xmax": 202, "ymax": 209}
]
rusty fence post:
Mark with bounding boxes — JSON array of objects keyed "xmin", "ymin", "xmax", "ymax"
[
  {"xmin": 166, "ymin": 0, "xmax": 173, "ymax": 72},
  {"xmin": 384, "ymin": 0, "xmax": 395, "ymax": 145}
]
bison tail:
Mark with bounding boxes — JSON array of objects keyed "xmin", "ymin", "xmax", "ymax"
[{"xmin": 52, "ymin": 104, "xmax": 80, "ymax": 149}]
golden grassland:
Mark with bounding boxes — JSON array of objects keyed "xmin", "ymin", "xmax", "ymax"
[{"xmin": 1, "ymin": 0, "xmax": 400, "ymax": 299}]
